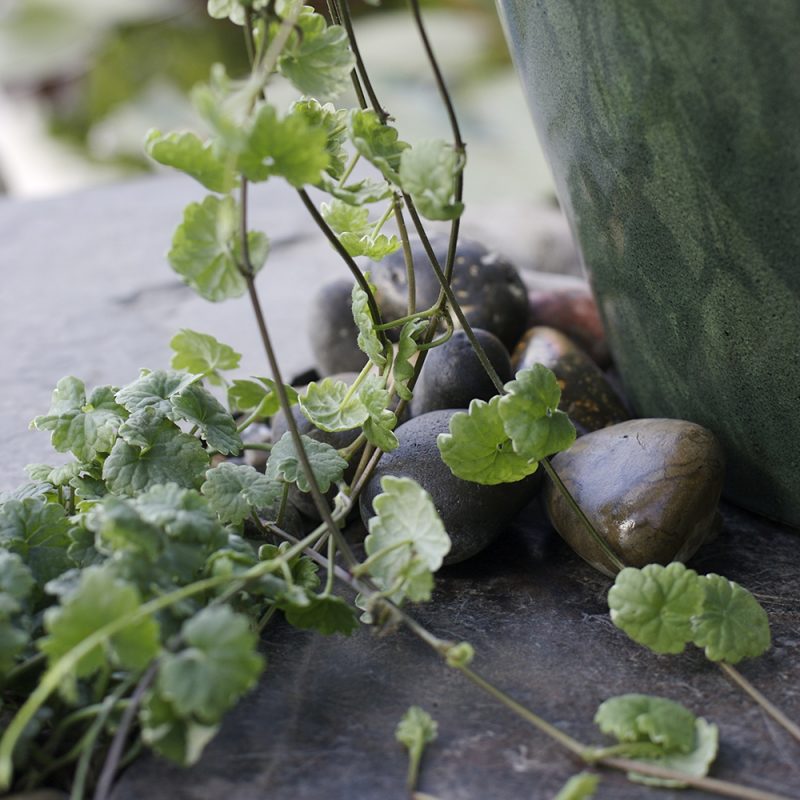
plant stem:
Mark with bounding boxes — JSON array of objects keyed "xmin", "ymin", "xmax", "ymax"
[
  {"xmin": 236, "ymin": 407, "xmax": 265, "ymax": 433},
  {"xmin": 719, "ymin": 661, "xmax": 800, "ymax": 745},
  {"xmin": 242, "ymin": 442, "xmax": 273, "ymax": 452},
  {"xmin": 393, "ymin": 194, "xmax": 416, "ymax": 315}
]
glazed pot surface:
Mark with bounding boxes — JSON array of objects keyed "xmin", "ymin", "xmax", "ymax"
[{"xmin": 497, "ymin": 0, "xmax": 800, "ymax": 527}]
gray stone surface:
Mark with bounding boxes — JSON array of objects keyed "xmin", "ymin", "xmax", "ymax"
[{"xmin": 2, "ymin": 179, "xmax": 799, "ymax": 799}]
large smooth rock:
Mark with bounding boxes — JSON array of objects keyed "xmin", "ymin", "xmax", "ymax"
[
  {"xmin": 307, "ymin": 279, "xmax": 367, "ymax": 376},
  {"xmin": 545, "ymin": 418, "xmax": 725, "ymax": 576},
  {"xmin": 360, "ymin": 410, "xmax": 539, "ymax": 564}
]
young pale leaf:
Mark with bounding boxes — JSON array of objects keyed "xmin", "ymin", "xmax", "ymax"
[
  {"xmin": 498, "ymin": 366, "xmax": 576, "ymax": 462},
  {"xmin": 437, "ymin": 397, "xmax": 539, "ymax": 485},
  {"xmin": 207, "ymin": 0, "xmax": 268, "ymax": 25},
  {"xmin": 170, "ymin": 329, "xmax": 241, "ymax": 385},
  {"xmin": 140, "ymin": 691, "xmax": 219, "ymax": 766},
  {"xmin": 594, "ymin": 694, "xmax": 697, "ymax": 754},
  {"xmin": 393, "ymin": 318, "xmax": 426, "ymax": 402},
  {"xmin": 363, "ymin": 412, "xmax": 399, "ymax": 452},
  {"xmin": 339, "ymin": 232, "xmax": 400, "ymax": 260},
  {"xmin": 169, "ymin": 195, "xmax": 269, "ymax": 302},
  {"xmin": 396, "ymin": 706, "xmax": 438, "ymax": 774},
  {"xmin": 283, "ymin": 595, "xmax": 359, "ymax": 636},
  {"xmin": 349, "ymin": 110, "xmax": 410, "ymax": 184},
  {"xmin": 398, "ymin": 140, "xmax": 465, "ymax": 221},
  {"xmin": 239, "ymin": 104, "xmax": 329, "ymax": 186},
  {"xmin": 608, "ymin": 563, "xmax": 704, "ymax": 654},
  {"xmin": 116, "ymin": 370, "xmax": 198, "ymax": 417},
  {"xmin": 266, "ymin": 433, "xmax": 348, "ymax": 493},
  {"xmin": 202, "ymin": 463, "xmax": 283, "ymax": 526},
  {"xmin": 299, "ymin": 378, "xmax": 369, "ymax": 432},
  {"xmin": 31, "ymin": 378, "xmax": 127, "ymax": 463},
  {"xmin": 626, "ymin": 718, "xmax": 719, "ymax": 789},
  {"xmin": 39, "ymin": 566, "xmax": 161, "ymax": 699},
  {"xmin": 277, "ymin": 9, "xmax": 354, "ymax": 99},
  {"xmin": 690, "ymin": 574, "xmax": 771, "ymax": 663},
  {"xmin": 145, "ymin": 130, "xmax": 237, "ymax": 193},
  {"xmin": 553, "ymin": 772, "xmax": 600, "ymax": 800},
  {"xmin": 445, "ymin": 641, "xmax": 474, "ymax": 668},
  {"xmin": 321, "ymin": 198, "xmax": 370, "ymax": 236},
  {"xmin": 191, "ymin": 64, "xmax": 252, "ymax": 153},
  {"xmin": 352, "ymin": 278, "xmax": 386, "ymax": 367},
  {"xmin": 321, "ymin": 177, "xmax": 392, "ymax": 206},
  {"xmin": 171, "ymin": 384, "xmax": 242, "ymax": 455},
  {"xmin": 292, "ymin": 99, "xmax": 348, "ymax": 179},
  {"xmin": 228, "ymin": 377, "xmax": 298, "ymax": 417},
  {"xmin": 103, "ymin": 414, "xmax": 209, "ymax": 495},
  {"xmin": 364, "ymin": 476, "xmax": 450, "ymax": 605},
  {"xmin": 157, "ymin": 605, "xmax": 263, "ymax": 723}
]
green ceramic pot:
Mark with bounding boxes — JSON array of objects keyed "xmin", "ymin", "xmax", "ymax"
[{"xmin": 497, "ymin": 0, "xmax": 800, "ymax": 528}]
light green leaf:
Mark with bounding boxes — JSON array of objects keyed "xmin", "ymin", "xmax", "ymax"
[
  {"xmin": 363, "ymin": 476, "xmax": 450, "ymax": 605},
  {"xmin": 39, "ymin": 566, "xmax": 161, "ymax": 699},
  {"xmin": 145, "ymin": 130, "xmax": 237, "ymax": 193},
  {"xmin": 25, "ymin": 461, "xmax": 85, "ymax": 489},
  {"xmin": 608, "ymin": 563, "xmax": 704, "ymax": 654},
  {"xmin": 349, "ymin": 109, "xmax": 409, "ymax": 184},
  {"xmin": 239, "ymin": 104, "xmax": 329, "ymax": 186},
  {"xmin": 339, "ymin": 231, "xmax": 400, "ymax": 260},
  {"xmin": 283, "ymin": 595, "xmax": 359, "ymax": 635},
  {"xmin": 292, "ymin": 99, "xmax": 348, "ymax": 180},
  {"xmin": 171, "ymin": 384, "xmax": 242, "ymax": 455},
  {"xmin": 393, "ymin": 319, "xmax": 426, "ymax": 402},
  {"xmin": 320, "ymin": 177, "xmax": 392, "ymax": 206},
  {"xmin": 445, "ymin": 641, "xmax": 474, "ymax": 668},
  {"xmin": 170, "ymin": 329, "xmax": 241, "ymax": 385},
  {"xmin": 265, "ymin": 433, "xmax": 348, "ymax": 493},
  {"xmin": 626, "ymin": 718, "xmax": 719, "ymax": 788},
  {"xmin": 207, "ymin": 0, "xmax": 268, "ymax": 25},
  {"xmin": 321, "ymin": 198, "xmax": 370, "ymax": 235},
  {"xmin": 202, "ymin": 463, "xmax": 283, "ymax": 525},
  {"xmin": 396, "ymin": 706, "xmax": 438, "ymax": 750},
  {"xmin": 191, "ymin": 64, "xmax": 252, "ymax": 152},
  {"xmin": 358, "ymin": 375, "xmax": 398, "ymax": 451},
  {"xmin": 437, "ymin": 397, "xmax": 539, "ymax": 485},
  {"xmin": 277, "ymin": 8, "xmax": 355, "ymax": 99},
  {"xmin": 157, "ymin": 606, "xmax": 263, "ymax": 723},
  {"xmin": 553, "ymin": 772, "xmax": 599, "ymax": 800},
  {"xmin": 498, "ymin": 365, "xmax": 576, "ymax": 462},
  {"xmin": 31, "ymin": 378, "xmax": 127, "ymax": 463},
  {"xmin": 103, "ymin": 413, "xmax": 209, "ymax": 495},
  {"xmin": 299, "ymin": 378, "xmax": 369, "ymax": 432},
  {"xmin": 595, "ymin": 694, "xmax": 697, "ymax": 754},
  {"xmin": 320, "ymin": 199, "xmax": 400, "ymax": 259},
  {"xmin": 228, "ymin": 377, "xmax": 298, "ymax": 417},
  {"xmin": 690, "ymin": 575, "xmax": 771, "ymax": 663},
  {"xmin": 168, "ymin": 194, "xmax": 269, "ymax": 302},
  {"xmin": 399, "ymin": 140, "xmax": 465, "ymax": 221},
  {"xmin": 352, "ymin": 277, "xmax": 386, "ymax": 367},
  {"xmin": 116, "ymin": 370, "xmax": 198, "ymax": 417}
]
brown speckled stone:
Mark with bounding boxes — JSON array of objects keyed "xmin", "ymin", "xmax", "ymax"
[
  {"xmin": 512, "ymin": 326, "xmax": 629, "ymax": 434},
  {"xmin": 545, "ymin": 418, "xmax": 725, "ymax": 576}
]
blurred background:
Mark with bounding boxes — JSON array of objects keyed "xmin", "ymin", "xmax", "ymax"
[{"xmin": 0, "ymin": 0, "xmax": 555, "ymax": 203}]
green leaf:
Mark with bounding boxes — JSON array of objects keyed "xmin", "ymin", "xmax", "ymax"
[
  {"xmin": 89, "ymin": 498, "xmax": 163, "ymax": 562},
  {"xmin": 339, "ymin": 231, "xmax": 400, "ymax": 260},
  {"xmin": 0, "ymin": 550, "xmax": 35, "ymax": 609},
  {"xmin": 553, "ymin": 772, "xmax": 599, "ymax": 800},
  {"xmin": 321, "ymin": 198, "xmax": 370, "ymax": 236},
  {"xmin": 170, "ymin": 384, "xmax": 242, "ymax": 455},
  {"xmin": 157, "ymin": 606, "xmax": 263, "ymax": 723},
  {"xmin": 690, "ymin": 575, "xmax": 771, "ymax": 663},
  {"xmin": 608, "ymin": 563, "xmax": 704, "ymax": 654},
  {"xmin": 202, "ymin": 463, "xmax": 283, "ymax": 525},
  {"xmin": 396, "ymin": 706, "xmax": 438, "ymax": 775},
  {"xmin": 207, "ymin": 0, "xmax": 268, "ymax": 25},
  {"xmin": 399, "ymin": 140, "xmax": 465, "ymax": 221},
  {"xmin": 170, "ymin": 329, "xmax": 242, "ymax": 385},
  {"xmin": 239, "ymin": 104, "xmax": 329, "ymax": 187},
  {"xmin": 168, "ymin": 194, "xmax": 269, "ymax": 302},
  {"xmin": 437, "ymin": 397, "xmax": 539, "ymax": 485},
  {"xmin": 299, "ymin": 378, "xmax": 368, "ymax": 432},
  {"xmin": 31, "ymin": 377, "xmax": 127, "ymax": 463},
  {"xmin": 283, "ymin": 595, "xmax": 359, "ymax": 635},
  {"xmin": 39, "ymin": 566, "xmax": 161, "ymax": 699},
  {"xmin": 626, "ymin": 718, "xmax": 719, "ymax": 788},
  {"xmin": 191, "ymin": 64, "xmax": 252, "ymax": 153},
  {"xmin": 352, "ymin": 276, "xmax": 386, "ymax": 367},
  {"xmin": 145, "ymin": 130, "xmax": 237, "ymax": 193},
  {"xmin": 320, "ymin": 176, "xmax": 392, "ymax": 206},
  {"xmin": 116, "ymin": 370, "xmax": 198, "ymax": 417},
  {"xmin": 265, "ymin": 433, "xmax": 347, "ymax": 493},
  {"xmin": 102, "ymin": 412, "xmax": 209, "ymax": 495},
  {"xmin": 228, "ymin": 377, "xmax": 298, "ymax": 417},
  {"xmin": 349, "ymin": 109, "xmax": 410, "ymax": 184},
  {"xmin": 140, "ymin": 691, "xmax": 219, "ymax": 766},
  {"xmin": 359, "ymin": 375, "xmax": 398, "ymax": 452},
  {"xmin": 292, "ymin": 99, "xmax": 348, "ymax": 180},
  {"xmin": 595, "ymin": 695, "xmax": 697, "ymax": 754},
  {"xmin": 498, "ymin": 366, "xmax": 576, "ymax": 462},
  {"xmin": 363, "ymin": 476, "xmax": 450, "ymax": 605},
  {"xmin": 277, "ymin": 8, "xmax": 355, "ymax": 99},
  {"xmin": 393, "ymin": 319, "xmax": 426, "ymax": 402}
]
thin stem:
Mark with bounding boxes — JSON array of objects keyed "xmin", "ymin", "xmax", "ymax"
[
  {"xmin": 719, "ymin": 662, "xmax": 800, "ymax": 746},
  {"xmin": 4, "ymin": 652, "xmax": 46, "ymax": 685},
  {"xmin": 393, "ymin": 194, "xmax": 416, "ymax": 315},
  {"xmin": 374, "ymin": 307, "xmax": 436, "ymax": 332},
  {"xmin": 324, "ymin": 533, "xmax": 336, "ymax": 595},
  {"xmin": 242, "ymin": 442, "xmax": 273, "ymax": 452},
  {"xmin": 338, "ymin": 152, "xmax": 361, "ymax": 186},
  {"xmin": 236, "ymin": 407, "xmax": 265, "ymax": 433},
  {"xmin": 257, "ymin": 606, "xmax": 278, "ymax": 635}
]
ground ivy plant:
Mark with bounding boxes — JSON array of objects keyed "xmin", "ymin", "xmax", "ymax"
[{"xmin": 0, "ymin": 2, "xmax": 797, "ymax": 800}]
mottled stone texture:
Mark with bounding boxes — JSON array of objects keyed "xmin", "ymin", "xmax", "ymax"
[{"xmin": 497, "ymin": 0, "xmax": 800, "ymax": 526}]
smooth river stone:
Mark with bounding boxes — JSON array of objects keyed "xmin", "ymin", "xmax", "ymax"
[
  {"xmin": 544, "ymin": 418, "xmax": 725, "ymax": 577},
  {"xmin": 360, "ymin": 409, "xmax": 540, "ymax": 564},
  {"xmin": 308, "ymin": 279, "xmax": 368, "ymax": 376},
  {"xmin": 512, "ymin": 326, "xmax": 628, "ymax": 434}
]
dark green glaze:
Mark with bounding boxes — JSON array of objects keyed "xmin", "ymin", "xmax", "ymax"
[{"xmin": 497, "ymin": 0, "xmax": 800, "ymax": 527}]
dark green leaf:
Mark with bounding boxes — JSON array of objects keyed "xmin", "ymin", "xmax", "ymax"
[
  {"xmin": 202, "ymin": 463, "xmax": 283, "ymax": 525},
  {"xmin": 171, "ymin": 384, "xmax": 242, "ymax": 455},
  {"xmin": 283, "ymin": 595, "xmax": 358, "ymax": 635},
  {"xmin": 266, "ymin": 433, "xmax": 347, "ymax": 494}
]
